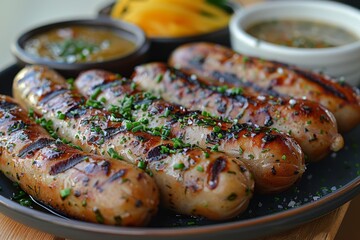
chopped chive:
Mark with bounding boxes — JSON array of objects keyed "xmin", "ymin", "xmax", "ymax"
[
  {"xmin": 163, "ymin": 108, "xmax": 171, "ymax": 117},
  {"xmin": 213, "ymin": 126, "xmax": 221, "ymax": 133},
  {"xmin": 137, "ymin": 160, "xmax": 146, "ymax": 170},
  {"xmin": 196, "ymin": 166, "xmax": 204, "ymax": 172},
  {"xmin": 60, "ymin": 188, "xmax": 71, "ymax": 199},
  {"xmin": 90, "ymin": 88, "xmax": 102, "ymax": 100},
  {"xmin": 56, "ymin": 111, "xmax": 66, "ymax": 120},
  {"xmin": 173, "ymin": 163, "xmax": 185, "ymax": 170},
  {"xmin": 28, "ymin": 108, "xmax": 34, "ymax": 118},
  {"xmin": 155, "ymin": 74, "xmax": 163, "ymax": 83},
  {"xmin": 107, "ymin": 148, "xmax": 123, "ymax": 160},
  {"xmin": 132, "ymin": 124, "xmax": 144, "ymax": 132},
  {"xmin": 211, "ymin": 144, "xmax": 219, "ymax": 152},
  {"xmin": 239, "ymin": 146, "xmax": 243, "ymax": 155}
]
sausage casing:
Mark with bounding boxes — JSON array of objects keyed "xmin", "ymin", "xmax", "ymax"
[
  {"xmin": 74, "ymin": 69, "xmax": 305, "ymax": 193},
  {"xmin": 0, "ymin": 95, "xmax": 159, "ymax": 226},
  {"xmin": 12, "ymin": 65, "xmax": 254, "ymax": 220},
  {"xmin": 132, "ymin": 62, "xmax": 344, "ymax": 162},
  {"xmin": 169, "ymin": 42, "xmax": 360, "ymax": 132}
]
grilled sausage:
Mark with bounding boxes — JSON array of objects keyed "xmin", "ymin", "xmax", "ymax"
[
  {"xmin": 0, "ymin": 95, "xmax": 159, "ymax": 226},
  {"xmin": 169, "ymin": 42, "xmax": 360, "ymax": 132},
  {"xmin": 132, "ymin": 62, "xmax": 344, "ymax": 162},
  {"xmin": 74, "ymin": 70, "xmax": 305, "ymax": 193},
  {"xmin": 13, "ymin": 65, "xmax": 254, "ymax": 220}
]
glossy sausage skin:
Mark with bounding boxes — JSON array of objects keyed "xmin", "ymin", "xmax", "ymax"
[
  {"xmin": 169, "ymin": 42, "xmax": 360, "ymax": 132},
  {"xmin": 75, "ymin": 70, "xmax": 305, "ymax": 193},
  {"xmin": 132, "ymin": 63, "xmax": 344, "ymax": 162},
  {"xmin": 12, "ymin": 65, "xmax": 254, "ymax": 220},
  {"xmin": 0, "ymin": 95, "xmax": 159, "ymax": 226}
]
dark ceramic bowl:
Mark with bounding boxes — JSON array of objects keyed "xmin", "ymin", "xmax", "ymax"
[
  {"xmin": 12, "ymin": 18, "xmax": 149, "ymax": 77},
  {"xmin": 98, "ymin": 2, "xmax": 240, "ymax": 61}
]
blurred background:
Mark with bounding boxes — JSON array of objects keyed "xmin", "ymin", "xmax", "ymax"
[{"xmin": 0, "ymin": 0, "xmax": 359, "ymax": 239}]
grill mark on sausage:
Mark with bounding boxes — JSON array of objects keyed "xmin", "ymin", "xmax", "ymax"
[
  {"xmin": 104, "ymin": 127, "xmax": 126, "ymax": 139},
  {"xmin": 167, "ymin": 67, "xmax": 253, "ymax": 106},
  {"xmin": 87, "ymin": 127, "xmax": 126, "ymax": 145},
  {"xmin": 96, "ymin": 169, "xmax": 127, "ymax": 192},
  {"xmin": 0, "ymin": 101, "xmax": 17, "ymax": 111},
  {"xmin": 245, "ymin": 82, "xmax": 283, "ymax": 97},
  {"xmin": 65, "ymin": 106, "xmax": 87, "ymax": 119},
  {"xmin": 262, "ymin": 133, "xmax": 277, "ymax": 143},
  {"xmin": 107, "ymin": 169, "xmax": 127, "ymax": 183},
  {"xmin": 291, "ymin": 68, "xmax": 347, "ymax": 100},
  {"xmin": 264, "ymin": 115, "xmax": 274, "ymax": 127},
  {"xmin": 216, "ymin": 98, "xmax": 227, "ymax": 114},
  {"xmin": 208, "ymin": 157, "xmax": 227, "ymax": 189},
  {"xmin": 169, "ymin": 67, "xmax": 201, "ymax": 86},
  {"xmin": 7, "ymin": 120, "xmax": 28, "ymax": 134},
  {"xmin": 18, "ymin": 138, "xmax": 55, "ymax": 158},
  {"xmin": 188, "ymin": 65, "xmax": 283, "ymax": 98},
  {"xmin": 100, "ymin": 160, "xmax": 111, "ymax": 175},
  {"xmin": 188, "ymin": 56, "xmax": 205, "ymax": 70},
  {"xmin": 39, "ymin": 89, "xmax": 68, "ymax": 105},
  {"xmin": 94, "ymin": 80, "xmax": 123, "ymax": 91},
  {"xmin": 16, "ymin": 70, "xmax": 37, "ymax": 84},
  {"xmin": 49, "ymin": 154, "xmax": 88, "ymax": 175},
  {"xmin": 147, "ymin": 144, "xmax": 170, "ymax": 162},
  {"xmin": 212, "ymin": 71, "xmax": 242, "ymax": 85}
]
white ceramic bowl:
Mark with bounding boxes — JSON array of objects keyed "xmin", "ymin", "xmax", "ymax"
[{"xmin": 229, "ymin": 0, "xmax": 360, "ymax": 85}]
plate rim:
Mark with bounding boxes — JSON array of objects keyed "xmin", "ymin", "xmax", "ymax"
[{"xmin": 0, "ymin": 174, "xmax": 359, "ymax": 239}]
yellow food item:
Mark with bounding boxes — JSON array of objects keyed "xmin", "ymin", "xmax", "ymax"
[{"xmin": 111, "ymin": 0, "xmax": 231, "ymax": 37}]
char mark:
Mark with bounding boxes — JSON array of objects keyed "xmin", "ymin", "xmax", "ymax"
[
  {"xmin": 93, "ymin": 80, "xmax": 123, "ymax": 92},
  {"xmin": 7, "ymin": 120, "xmax": 28, "ymax": 134},
  {"xmin": 208, "ymin": 157, "xmax": 227, "ymax": 189},
  {"xmin": 0, "ymin": 101, "xmax": 17, "ymax": 111},
  {"xmin": 49, "ymin": 154, "xmax": 88, "ymax": 175},
  {"xmin": 262, "ymin": 133, "xmax": 277, "ymax": 143},
  {"xmin": 87, "ymin": 127, "xmax": 125, "ymax": 145},
  {"xmin": 292, "ymin": 68, "xmax": 347, "ymax": 100},
  {"xmin": 169, "ymin": 67, "xmax": 201, "ymax": 86},
  {"xmin": 212, "ymin": 71, "xmax": 243, "ymax": 85},
  {"xmin": 212, "ymin": 71, "xmax": 283, "ymax": 97},
  {"xmin": 107, "ymin": 169, "xmax": 127, "ymax": 183},
  {"xmin": 18, "ymin": 138, "xmax": 55, "ymax": 158},
  {"xmin": 16, "ymin": 70, "xmax": 37, "ymax": 84},
  {"xmin": 95, "ymin": 169, "xmax": 127, "ymax": 192},
  {"xmin": 39, "ymin": 89, "xmax": 69, "ymax": 105},
  {"xmin": 66, "ymin": 106, "xmax": 87, "ymax": 119},
  {"xmin": 188, "ymin": 56, "xmax": 205, "ymax": 71},
  {"xmin": 244, "ymin": 82, "xmax": 283, "ymax": 97},
  {"xmin": 147, "ymin": 144, "xmax": 171, "ymax": 162},
  {"xmin": 104, "ymin": 127, "xmax": 126, "ymax": 140},
  {"xmin": 100, "ymin": 160, "xmax": 111, "ymax": 175}
]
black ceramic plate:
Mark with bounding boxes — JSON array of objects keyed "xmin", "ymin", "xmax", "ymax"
[{"xmin": 0, "ymin": 64, "xmax": 359, "ymax": 240}]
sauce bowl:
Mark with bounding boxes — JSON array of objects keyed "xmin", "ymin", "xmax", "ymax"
[
  {"xmin": 229, "ymin": 1, "xmax": 360, "ymax": 85},
  {"xmin": 12, "ymin": 18, "xmax": 149, "ymax": 77},
  {"xmin": 98, "ymin": 2, "xmax": 240, "ymax": 61}
]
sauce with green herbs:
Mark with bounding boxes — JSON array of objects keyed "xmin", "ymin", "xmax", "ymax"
[
  {"xmin": 24, "ymin": 26, "xmax": 136, "ymax": 63},
  {"xmin": 246, "ymin": 19, "xmax": 358, "ymax": 48}
]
